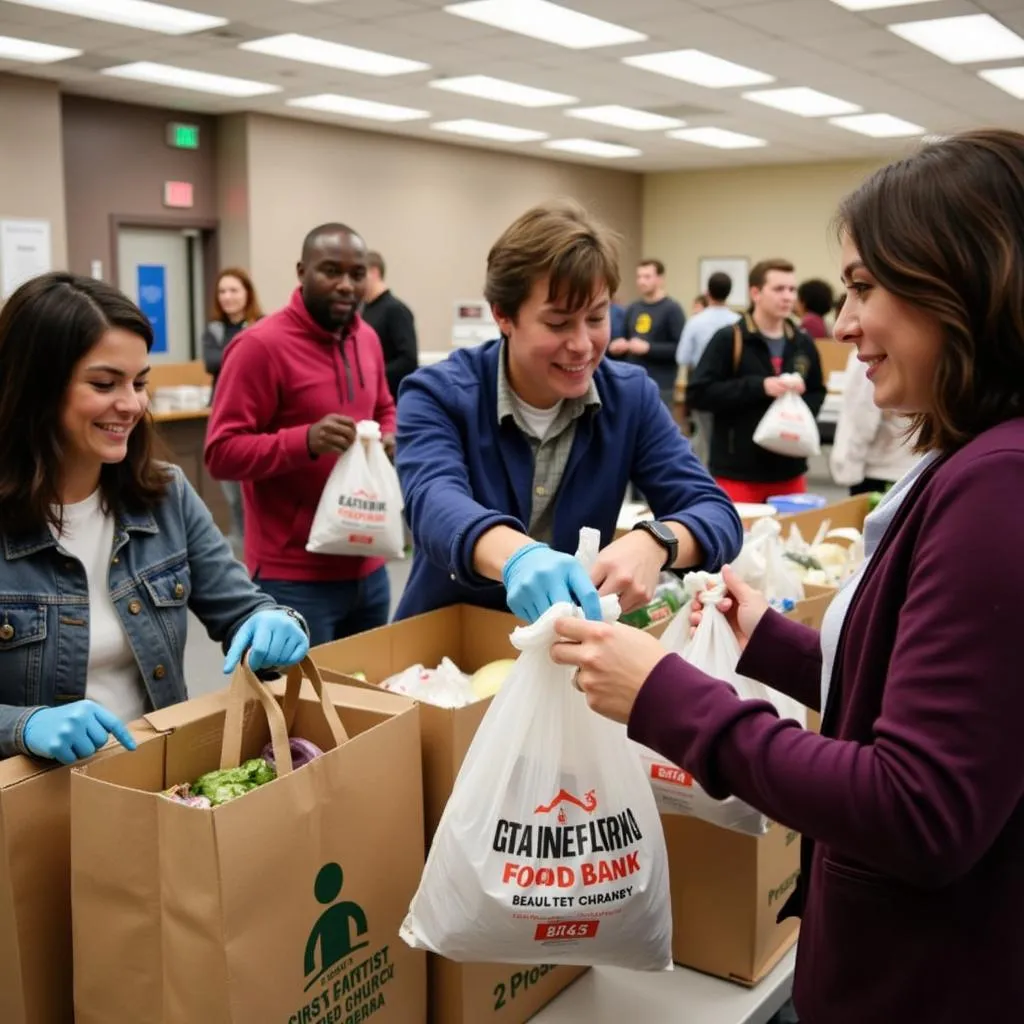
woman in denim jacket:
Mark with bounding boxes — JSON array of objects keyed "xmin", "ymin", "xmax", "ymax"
[{"xmin": 0, "ymin": 273, "xmax": 310, "ymax": 763}]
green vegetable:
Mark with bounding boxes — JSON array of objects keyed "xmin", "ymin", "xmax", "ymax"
[
  {"xmin": 190, "ymin": 758, "xmax": 277, "ymax": 807},
  {"xmin": 784, "ymin": 551, "xmax": 824, "ymax": 572}
]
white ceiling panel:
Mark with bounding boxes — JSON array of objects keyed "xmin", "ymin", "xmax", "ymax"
[{"xmin": 0, "ymin": 0, "xmax": 1021, "ymax": 169}]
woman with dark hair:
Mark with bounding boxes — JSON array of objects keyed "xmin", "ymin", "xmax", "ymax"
[
  {"xmin": 0, "ymin": 273, "xmax": 308, "ymax": 764},
  {"xmin": 796, "ymin": 278, "xmax": 835, "ymax": 338},
  {"xmin": 202, "ymin": 267, "xmax": 263, "ymax": 545},
  {"xmin": 550, "ymin": 130, "xmax": 1024, "ymax": 1021}
]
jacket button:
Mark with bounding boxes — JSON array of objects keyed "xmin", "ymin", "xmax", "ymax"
[
  {"xmin": 173, "ymin": 583, "xmax": 185, "ymax": 599},
  {"xmin": 128, "ymin": 600, "xmax": 142, "ymax": 615},
  {"xmin": 0, "ymin": 624, "xmax": 13, "ymax": 641},
  {"xmin": 153, "ymin": 664, "xmax": 166, "ymax": 680},
  {"xmin": 111, "ymin": 555, "xmax": 119, "ymax": 565}
]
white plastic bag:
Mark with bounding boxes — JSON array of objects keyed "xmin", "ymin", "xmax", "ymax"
[
  {"xmin": 381, "ymin": 658, "xmax": 476, "ymax": 708},
  {"xmin": 636, "ymin": 572, "xmax": 806, "ymax": 836},
  {"xmin": 732, "ymin": 517, "xmax": 804, "ymax": 609},
  {"xmin": 753, "ymin": 377, "xmax": 821, "ymax": 458},
  {"xmin": 306, "ymin": 420, "xmax": 405, "ymax": 558},
  {"xmin": 401, "ymin": 553, "xmax": 672, "ymax": 970}
]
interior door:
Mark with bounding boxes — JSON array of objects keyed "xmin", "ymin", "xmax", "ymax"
[{"xmin": 117, "ymin": 227, "xmax": 194, "ymax": 363}]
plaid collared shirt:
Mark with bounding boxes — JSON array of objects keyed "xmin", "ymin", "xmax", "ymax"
[{"xmin": 496, "ymin": 343, "xmax": 602, "ymax": 543}]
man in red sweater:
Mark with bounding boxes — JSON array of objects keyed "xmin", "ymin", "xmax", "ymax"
[{"xmin": 205, "ymin": 223, "xmax": 397, "ymax": 644}]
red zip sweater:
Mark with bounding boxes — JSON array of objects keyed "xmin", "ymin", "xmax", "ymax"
[{"xmin": 205, "ymin": 288, "xmax": 397, "ymax": 582}]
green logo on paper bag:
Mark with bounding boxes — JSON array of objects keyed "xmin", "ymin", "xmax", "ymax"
[
  {"xmin": 305, "ymin": 863, "xmax": 369, "ymax": 991},
  {"xmin": 287, "ymin": 863, "xmax": 396, "ymax": 1024}
]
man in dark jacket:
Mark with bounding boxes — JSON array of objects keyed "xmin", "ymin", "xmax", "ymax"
[
  {"xmin": 687, "ymin": 258, "xmax": 825, "ymax": 503},
  {"xmin": 361, "ymin": 251, "xmax": 418, "ymax": 400}
]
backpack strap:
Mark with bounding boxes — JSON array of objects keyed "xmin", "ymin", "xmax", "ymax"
[{"xmin": 732, "ymin": 322, "xmax": 743, "ymax": 375}]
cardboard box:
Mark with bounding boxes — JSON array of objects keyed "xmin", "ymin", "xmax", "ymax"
[
  {"xmin": 310, "ymin": 606, "xmax": 587, "ymax": 1024},
  {"xmin": 71, "ymin": 675, "xmax": 427, "ymax": 1024},
  {"xmin": 776, "ymin": 493, "xmax": 872, "ymax": 542},
  {"xmin": 0, "ymin": 721, "xmax": 160, "ymax": 1024},
  {"xmin": 664, "ymin": 814, "xmax": 801, "ymax": 985}
]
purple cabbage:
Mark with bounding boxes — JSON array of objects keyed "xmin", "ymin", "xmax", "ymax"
[{"xmin": 261, "ymin": 736, "xmax": 324, "ymax": 770}]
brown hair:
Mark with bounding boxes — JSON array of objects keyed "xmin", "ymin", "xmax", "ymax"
[
  {"xmin": 749, "ymin": 259, "xmax": 794, "ymax": 291},
  {"xmin": 485, "ymin": 199, "xmax": 621, "ymax": 323},
  {"xmin": 838, "ymin": 128, "xmax": 1024, "ymax": 452},
  {"xmin": 0, "ymin": 273, "xmax": 170, "ymax": 535},
  {"xmin": 638, "ymin": 259, "xmax": 665, "ymax": 276},
  {"xmin": 210, "ymin": 266, "xmax": 263, "ymax": 323},
  {"xmin": 366, "ymin": 251, "xmax": 386, "ymax": 277}
]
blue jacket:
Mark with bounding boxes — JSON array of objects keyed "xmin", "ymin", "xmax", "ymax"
[
  {"xmin": 0, "ymin": 466, "xmax": 281, "ymax": 758},
  {"xmin": 394, "ymin": 340, "xmax": 743, "ymax": 620}
]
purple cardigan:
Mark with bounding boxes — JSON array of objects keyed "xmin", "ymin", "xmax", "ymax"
[{"xmin": 629, "ymin": 418, "xmax": 1024, "ymax": 1023}]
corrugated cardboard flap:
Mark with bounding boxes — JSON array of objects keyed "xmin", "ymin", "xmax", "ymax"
[{"xmin": 0, "ymin": 715, "xmax": 162, "ymax": 790}]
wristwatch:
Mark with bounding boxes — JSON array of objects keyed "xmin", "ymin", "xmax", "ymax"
[{"xmin": 632, "ymin": 520, "xmax": 678, "ymax": 570}]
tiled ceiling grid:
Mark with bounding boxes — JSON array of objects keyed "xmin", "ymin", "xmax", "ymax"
[{"xmin": 2, "ymin": 0, "xmax": 1024, "ymax": 170}]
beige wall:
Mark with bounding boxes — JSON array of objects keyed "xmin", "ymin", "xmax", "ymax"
[
  {"xmin": 0, "ymin": 74, "xmax": 67, "ymax": 273},
  {"xmin": 216, "ymin": 113, "xmax": 250, "ymax": 272},
  {"xmin": 245, "ymin": 113, "xmax": 643, "ymax": 351},
  {"xmin": 62, "ymin": 95, "xmax": 218, "ymax": 282},
  {"xmin": 643, "ymin": 160, "xmax": 885, "ymax": 304}
]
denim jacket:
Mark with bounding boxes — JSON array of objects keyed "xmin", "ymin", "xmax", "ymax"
[{"xmin": 0, "ymin": 465, "xmax": 281, "ymax": 758}]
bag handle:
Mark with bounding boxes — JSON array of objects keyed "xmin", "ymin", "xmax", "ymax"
[
  {"xmin": 280, "ymin": 656, "xmax": 350, "ymax": 750},
  {"xmin": 220, "ymin": 655, "xmax": 295, "ymax": 774}
]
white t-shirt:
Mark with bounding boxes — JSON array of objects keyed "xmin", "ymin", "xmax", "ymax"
[
  {"xmin": 509, "ymin": 392, "xmax": 563, "ymax": 441},
  {"xmin": 51, "ymin": 491, "xmax": 147, "ymax": 722}
]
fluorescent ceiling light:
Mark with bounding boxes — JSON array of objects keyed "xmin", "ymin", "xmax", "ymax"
[
  {"xmin": 444, "ymin": 0, "xmax": 646, "ymax": 50},
  {"xmin": 979, "ymin": 66, "xmax": 1024, "ymax": 100},
  {"xmin": 543, "ymin": 138, "xmax": 641, "ymax": 158},
  {"xmin": 430, "ymin": 75, "xmax": 574, "ymax": 107},
  {"xmin": 288, "ymin": 94, "xmax": 429, "ymax": 122},
  {"xmin": 830, "ymin": 0, "xmax": 940, "ymax": 10},
  {"xmin": 889, "ymin": 14, "xmax": 1024, "ymax": 65},
  {"xmin": 829, "ymin": 113, "xmax": 924, "ymax": 137},
  {"xmin": 240, "ymin": 34, "xmax": 427, "ymax": 77},
  {"xmin": 624, "ymin": 49, "xmax": 773, "ymax": 88},
  {"xmin": 432, "ymin": 118, "xmax": 548, "ymax": 142},
  {"xmin": 668, "ymin": 127, "xmax": 767, "ymax": 149},
  {"xmin": 566, "ymin": 105, "xmax": 683, "ymax": 131},
  {"xmin": 3, "ymin": 0, "xmax": 226, "ymax": 35},
  {"xmin": 0, "ymin": 34, "xmax": 81, "ymax": 63},
  {"xmin": 743, "ymin": 86, "xmax": 860, "ymax": 117},
  {"xmin": 102, "ymin": 62, "xmax": 281, "ymax": 97}
]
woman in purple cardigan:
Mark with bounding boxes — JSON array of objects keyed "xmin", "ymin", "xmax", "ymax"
[{"xmin": 552, "ymin": 129, "xmax": 1024, "ymax": 1024}]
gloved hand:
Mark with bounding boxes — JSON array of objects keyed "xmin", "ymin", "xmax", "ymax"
[
  {"xmin": 23, "ymin": 701, "xmax": 137, "ymax": 765},
  {"xmin": 224, "ymin": 609, "xmax": 309, "ymax": 674},
  {"xmin": 502, "ymin": 542, "xmax": 603, "ymax": 624}
]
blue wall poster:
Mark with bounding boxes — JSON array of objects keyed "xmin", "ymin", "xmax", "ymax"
[{"xmin": 136, "ymin": 264, "xmax": 168, "ymax": 354}]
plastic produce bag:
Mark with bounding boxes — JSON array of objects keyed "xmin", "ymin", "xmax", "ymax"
[
  {"xmin": 636, "ymin": 572, "xmax": 807, "ymax": 836},
  {"xmin": 733, "ymin": 517, "xmax": 804, "ymax": 610},
  {"xmin": 753, "ymin": 377, "xmax": 821, "ymax": 458},
  {"xmin": 306, "ymin": 420, "xmax": 404, "ymax": 558},
  {"xmin": 401, "ymin": 533, "xmax": 672, "ymax": 971},
  {"xmin": 381, "ymin": 658, "xmax": 476, "ymax": 708}
]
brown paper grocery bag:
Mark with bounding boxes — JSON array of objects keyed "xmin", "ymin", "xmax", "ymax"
[{"xmin": 71, "ymin": 657, "xmax": 426, "ymax": 1024}]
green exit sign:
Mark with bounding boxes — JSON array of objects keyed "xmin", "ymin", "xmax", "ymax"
[{"xmin": 166, "ymin": 122, "xmax": 200, "ymax": 150}]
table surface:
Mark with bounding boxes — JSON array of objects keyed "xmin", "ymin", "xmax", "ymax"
[
  {"xmin": 151, "ymin": 408, "xmax": 211, "ymax": 423},
  {"xmin": 531, "ymin": 947, "xmax": 795, "ymax": 1024}
]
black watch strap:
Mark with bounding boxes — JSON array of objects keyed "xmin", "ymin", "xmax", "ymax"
[{"xmin": 631, "ymin": 520, "xmax": 678, "ymax": 570}]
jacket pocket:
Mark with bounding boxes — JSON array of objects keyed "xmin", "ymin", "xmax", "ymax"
[
  {"xmin": 0, "ymin": 603, "xmax": 48, "ymax": 705},
  {"xmin": 140, "ymin": 561, "xmax": 191, "ymax": 608}
]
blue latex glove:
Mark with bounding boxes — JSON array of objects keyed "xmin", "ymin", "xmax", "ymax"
[
  {"xmin": 223, "ymin": 609, "xmax": 309, "ymax": 674},
  {"xmin": 502, "ymin": 542, "xmax": 603, "ymax": 624},
  {"xmin": 23, "ymin": 701, "xmax": 137, "ymax": 765}
]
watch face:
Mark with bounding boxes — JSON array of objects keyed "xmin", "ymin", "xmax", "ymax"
[{"xmin": 651, "ymin": 522, "xmax": 675, "ymax": 544}]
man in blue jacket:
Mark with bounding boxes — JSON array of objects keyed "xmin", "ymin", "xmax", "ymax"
[{"xmin": 395, "ymin": 199, "xmax": 742, "ymax": 623}]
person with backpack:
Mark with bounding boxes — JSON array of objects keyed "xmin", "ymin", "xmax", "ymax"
[{"xmin": 687, "ymin": 259, "xmax": 826, "ymax": 504}]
